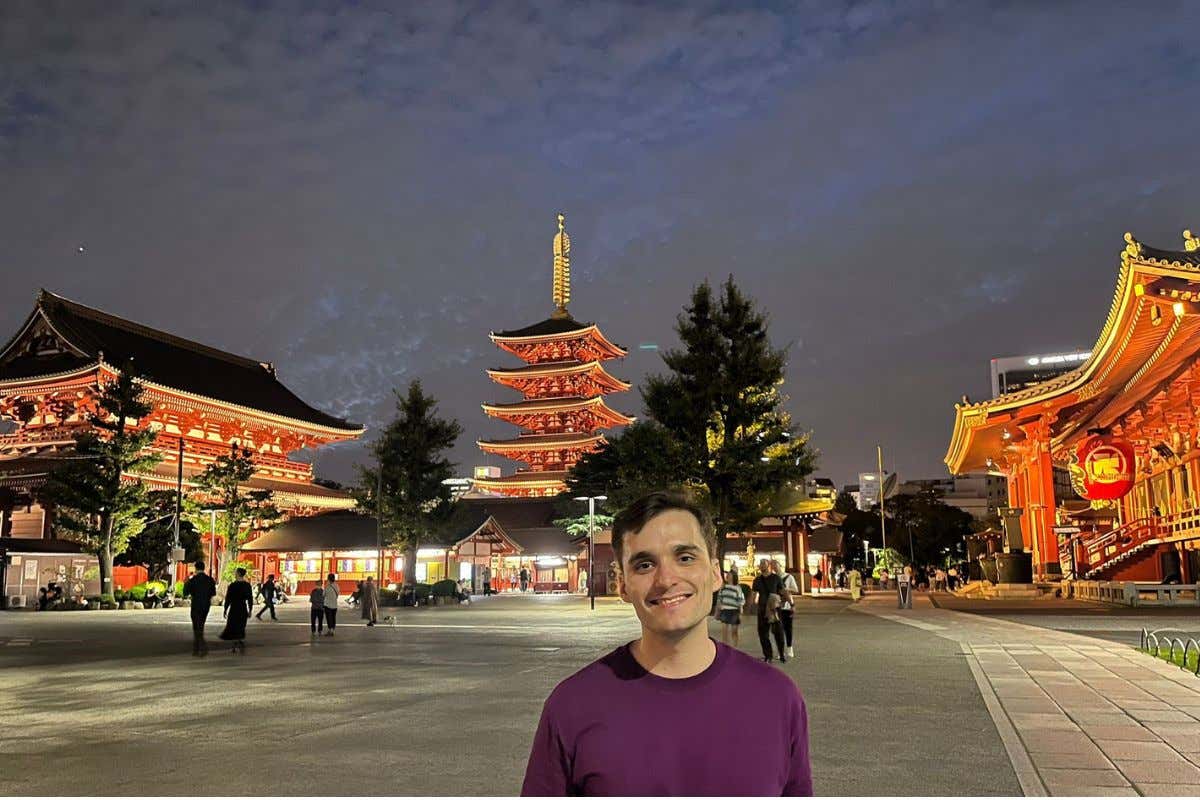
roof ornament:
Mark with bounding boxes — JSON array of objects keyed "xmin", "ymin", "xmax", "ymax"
[
  {"xmin": 1122, "ymin": 231, "xmax": 1143, "ymax": 264},
  {"xmin": 551, "ymin": 212, "xmax": 571, "ymax": 319},
  {"xmin": 1184, "ymin": 229, "xmax": 1200, "ymax": 253}
]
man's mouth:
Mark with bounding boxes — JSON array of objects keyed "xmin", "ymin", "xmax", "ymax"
[{"xmin": 648, "ymin": 593, "xmax": 693, "ymax": 608}]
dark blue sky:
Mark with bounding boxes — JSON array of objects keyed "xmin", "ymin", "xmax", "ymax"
[{"xmin": 4, "ymin": 1, "xmax": 1200, "ymax": 486}]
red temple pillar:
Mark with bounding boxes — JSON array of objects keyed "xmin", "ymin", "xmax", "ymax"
[{"xmin": 1033, "ymin": 448, "xmax": 1059, "ymax": 578}]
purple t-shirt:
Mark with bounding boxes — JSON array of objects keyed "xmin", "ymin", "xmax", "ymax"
[{"xmin": 521, "ymin": 640, "xmax": 813, "ymax": 796}]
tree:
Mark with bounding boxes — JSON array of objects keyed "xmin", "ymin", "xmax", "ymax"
[
  {"xmin": 570, "ymin": 277, "xmax": 817, "ymax": 558},
  {"xmin": 355, "ymin": 381, "xmax": 462, "ymax": 586},
  {"xmin": 116, "ymin": 490, "xmax": 204, "ymax": 582},
  {"xmin": 886, "ymin": 491, "xmax": 974, "ymax": 566},
  {"xmin": 192, "ymin": 444, "xmax": 281, "ymax": 584},
  {"xmin": 41, "ymin": 367, "xmax": 161, "ymax": 598}
]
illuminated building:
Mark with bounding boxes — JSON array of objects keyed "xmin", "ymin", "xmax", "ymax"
[
  {"xmin": 0, "ymin": 291, "xmax": 362, "ymax": 604},
  {"xmin": 990, "ymin": 351, "xmax": 1092, "ymax": 398},
  {"xmin": 947, "ymin": 231, "xmax": 1200, "ymax": 583},
  {"xmin": 474, "ymin": 215, "xmax": 633, "ymax": 497}
]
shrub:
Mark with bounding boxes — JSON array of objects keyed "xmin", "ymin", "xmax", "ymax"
[
  {"xmin": 174, "ymin": 580, "xmax": 185, "ymax": 596},
  {"xmin": 431, "ymin": 579, "xmax": 459, "ymax": 597},
  {"xmin": 112, "ymin": 589, "xmax": 127, "ymax": 602},
  {"xmin": 128, "ymin": 585, "xmax": 147, "ymax": 602},
  {"xmin": 414, "ymin": 583, "xmax": 433, "ymax": 601},
  {"xmin": 379, "ymin": 588, "xmax": 400, "ymax": 606}
]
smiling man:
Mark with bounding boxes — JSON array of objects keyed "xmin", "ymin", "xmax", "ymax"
[{"xmin": 521, "ymin": 492, "xmax": 813, "ymax": 796}]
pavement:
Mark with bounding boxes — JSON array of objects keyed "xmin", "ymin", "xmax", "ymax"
[
  {"xmin": 853, "ymin": 592, "xmax": 1200, "ymax": 796},
  {"xmin": 0, "ymin": 591, "xmax": 1195, "ymax": 796}
]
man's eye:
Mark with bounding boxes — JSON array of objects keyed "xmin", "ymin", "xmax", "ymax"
[
  {"xmin": 635, "ymin": 562, "xmax": 653, "ymax": 571},
  {"xmin": 679, "ymin": 555, "xmax": 695, "ymax": 563}
]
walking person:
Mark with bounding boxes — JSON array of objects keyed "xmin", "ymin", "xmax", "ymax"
[
  {"xmin": 361, "ymin": 575, "xmax": 380, "ymax": 627},
  {"xmin": 847, "ymin": 566, "xmax": 863, "ymax": 602},
  {"xmin": 714, "ymin": 570, "xmax": 746, "ymax": 646},
  {"xmin": 309, "ymin": 583, "xmax": 325, "ymax": 635},
  {"xmin": 521, "ymin": 492, "xmax": 812, "ymax": 795},
  {"xmin": 482, "ymin": 563, "xmax": 492, "ymax": 596},
  {"xmin": 182, "ymin": 559, "xmax": 217, "ymax": 656},
  {"xmin": 219, "ymin": 567, "xmax": 253, "ymax": 654},
  {"xmin": 752, "ymin": 558, "xmax": 786, "ymax": 663},
  {"xmin": 323, "ymin": 573, "xmax": 340, "ymax": 635},
  {"xmin": 519, "ymin": 566, "xmax": 530, "ymax": 593},
  {"xmin": 255, "ymin": 574, "xmax": 278, "ymax": 621},
  {"xmin": 772, "ymin": 560, "xmax": 799, "ymax": 659}
]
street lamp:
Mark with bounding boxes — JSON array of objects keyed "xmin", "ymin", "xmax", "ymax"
[{"xmin": 574, "ymin": 495, "xmax": 607, "ymax": 611}]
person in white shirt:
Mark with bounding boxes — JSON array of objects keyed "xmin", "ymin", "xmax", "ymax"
[
  {"xmin": 770, "ymin": 560, "xmax": 800, "ymax": 659},
  {"xmin": 323, "ymin": 573, "xmax": 340, "ymax": 636}
]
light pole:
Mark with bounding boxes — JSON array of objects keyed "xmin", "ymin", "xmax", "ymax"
[
  {"xmin": 862, "ymin": 539, "xmax": 870, "ymax": 569},
  {"xmin": 575, "ymin": 495, "xmax": 607, "ymax": 611}
]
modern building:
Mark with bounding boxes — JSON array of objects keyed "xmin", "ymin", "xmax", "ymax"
[
  {"xmin": 474, "ymin": 215, "xmax": 633, "ymax": 497},
  {"xmin": 948, "ymin": 230, "xmax": 1200, "ymax": 582},
  {"xmin": 990, "ymin": 351, "xmax": 1091, "ymax": 398},
  {"xmin": 0, "ymin": 290, "xmax": 362, "ymax": 606}
]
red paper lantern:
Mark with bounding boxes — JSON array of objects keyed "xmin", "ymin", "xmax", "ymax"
[{"xmin": 1076, "ymin": 433, "xmax": 1136, "ymax": 500}]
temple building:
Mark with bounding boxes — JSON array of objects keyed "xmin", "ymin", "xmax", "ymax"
[
  {"xmin": 475, "ymin": 214, "xmax": 633, "ymax": 497},
  {"xmin": 946, "ymin": 231, "xmax": 1200, "ymax": 584},
  {"xmin": 0, "ymin": 290, "xmax": 363, "ymax": 605}
]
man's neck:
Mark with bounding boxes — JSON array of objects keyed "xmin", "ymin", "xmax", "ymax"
[{"xmin": 631, "ymin": 625, "xmax": 716, "ymax": 679}]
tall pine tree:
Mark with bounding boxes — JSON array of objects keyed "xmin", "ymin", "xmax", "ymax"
[
  {"xmin": 192, "ymin": 444, "xmax": 281, "ymax": 584},
  {"xmin": 571, "ymin": 277, "xmax": 816, "ymax": 559},
  {"xmin": 355, "ymin": 380, "xmax": 462, "ymax": 585},
  {"xmin": 42, "ymin": 367, "xmax": 161, "ymax": 599}
]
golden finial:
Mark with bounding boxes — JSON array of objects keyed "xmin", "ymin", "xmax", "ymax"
[
  {"xmin": 1184, "ymin": 229, "xmax": 1200, "ymax": 252},
  {"xmin": 551, "ymin": 212, "xmax": 571, "ymax": 318}
]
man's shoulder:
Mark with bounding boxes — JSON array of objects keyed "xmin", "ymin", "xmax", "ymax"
[{"xmin": 543, "ymin": 646, "xmax": 631, "ymax": 712}]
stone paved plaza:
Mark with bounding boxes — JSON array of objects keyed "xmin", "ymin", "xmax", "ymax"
[{"xmin": 1, "ymin": 592, "xmax": 1198, "ymax": 796}]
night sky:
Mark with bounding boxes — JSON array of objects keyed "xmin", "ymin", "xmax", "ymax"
[{"xmin": 4, "ymin": 1, "xmax": 1200, "ymax": 488}]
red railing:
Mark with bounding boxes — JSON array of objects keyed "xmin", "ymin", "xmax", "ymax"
[{"xmin": 1073, "ymin": 506, "xmax": 1200, "ymax": 576}]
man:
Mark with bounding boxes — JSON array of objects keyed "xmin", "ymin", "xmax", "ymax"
[
  {"xmin": 361, "ymin": 575, "xmax": 380, "ymax": 626},
  {"xmin": 482, "ymin": 563, "xmax": 492, "ymax": 596},
  {"xmin": 255, "ymin": 574, "xmax": 278, "ymax": 621},
  {"xmin": 323, "ymin": 573, "xmax": 340, "ymax": 635},
  {"xmin": 753, "ymin": 558, "xmax": 787, "ymax": 663},
  {"xmin": 519, "ymin": 566, "xmax": 530, "ymax": 593},
  {"xmin": 521, "ymin": 492, "xmax": 812, "ymax": 796},
  {"xmin": 771, "ymin": 560, "xmax": 799, "ymax": 659},
  {"xmin": 182, "ymin": 559, "xmax": 217, "ymax": 657}
]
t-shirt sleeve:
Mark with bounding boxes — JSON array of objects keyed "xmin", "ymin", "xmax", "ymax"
[
  {"xmin": 784, "ymin": 688, "xmax": 814, "ymax": 796},
  {"xmin": 521, "ymin": 691, "xmax": 572, "ymax": 796}
]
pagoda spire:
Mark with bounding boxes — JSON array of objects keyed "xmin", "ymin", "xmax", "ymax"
[{"xmin": 552, "ymin": 212, "xmax": 571, "ymax": 319}]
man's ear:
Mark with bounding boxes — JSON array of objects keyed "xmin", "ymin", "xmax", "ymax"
[
  {"xmin": 616, "ymin": 567, "xmax": 629, "ymax": 603},
  {"xmin": 710, "ymin": 558, "xmax": 722, "ymax": 586}
]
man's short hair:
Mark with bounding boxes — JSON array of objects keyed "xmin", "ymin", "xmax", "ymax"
[
  {"xmin": 235, "ymin": 567, "xmax": 247, "ymax": 578},
  {"xmin": 611, "ymin": 491, "xmax": 716, "ymax": 568},
  {"xmin": 194, "ymin": 559, "xmax": 205, "ymax": 570}
]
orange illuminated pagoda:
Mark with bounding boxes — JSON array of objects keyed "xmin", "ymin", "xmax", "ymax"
[{"xmin": 475, "ymin": 214, "xmax": 633, "ymax": 497}]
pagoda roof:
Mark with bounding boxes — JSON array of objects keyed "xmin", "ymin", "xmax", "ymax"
[
  {"xmin": 0, "ymin": 291, "xmax": 362, "ymax": 434},
  {"xmin": 482, "ymin": 395, "xmax": 635, "ymax": 423},
  {"xmin": 472, "ymin": 470, "xmax": 569, "ymax": 488},
  {"xmin": 946, "ymin": 232, "xmax": 1200, "ymax": 474},
  {"xmin": 477, "ymin": 432, "xmax": 604, "ymax": 451},
  {"xmin": 486, "ymin": 359, "xmax": 631, "ymax": 389},
  {"xmin": 493, "ymin": 316, "xmax": 591, "ymax": 338}
]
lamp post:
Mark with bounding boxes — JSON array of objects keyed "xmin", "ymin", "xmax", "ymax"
[{"xmin": 575, "ymin": 495, "xmax": 607, "ymax": 611}]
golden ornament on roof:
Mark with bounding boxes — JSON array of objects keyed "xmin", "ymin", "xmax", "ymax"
[
  {"xmin": 552, "ymin": 212, "xmax": 571, "ymax": 318},
  {"xmin": 1184, "ymin": 229, "xmax": 1199, "ymax": 252}
]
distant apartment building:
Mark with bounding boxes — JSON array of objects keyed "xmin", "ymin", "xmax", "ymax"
[
  {"xmin": 900, "ymin": 473, "xmax": 1007, "ymax": 521},
  {"xmin": 990, "ymin": 351, "xmax": 1091, "ymax": 398}
]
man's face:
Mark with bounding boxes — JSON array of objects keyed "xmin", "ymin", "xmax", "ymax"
[
  {"xmin": 758, "ymin": 558, "xmax": 771, "ymax": 575},
  {"xmin": 617, "ymin": 510, "xmax": 722, "ymax": 639}
]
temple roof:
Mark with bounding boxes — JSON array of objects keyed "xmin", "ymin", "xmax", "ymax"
[
  {"xmin": 477, "ymin": 432, "xmax": 604, "ymax": 450},
  {"xmin": 946, "ymin": 231, "xmax": 1200, "ymax": 473},
  {"xmin": 493, "ymin": 316, "xmax": 591, "ymax": 338},
  {"xmin": 241, "ymin": 510, "xmax": 377, "ymax": 552},
  {"xmin": 472, "ymin": 470, "xmax": 569, "ymax": 487},
  {"xmin": 0, "ymin": 291, "xmax": 361, "ymax": 434},
  {"xmin": 486, "ymin": 359, "xmax": 632, "ymax": 390}
]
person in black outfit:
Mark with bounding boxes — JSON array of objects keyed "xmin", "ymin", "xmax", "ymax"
[
  {"xmin": 220, "ymin": 567, "xmax": 254, "ymax": 654},
  {"xmin": 751, "ymin": 558, "xmax": 786, "ymax": 663},
  {"xmin": 182, "ymin": 560, "xmax": 217, "ymax": 657},
  {"xmin": 255, "ymin": 574, "xmax": 278, "ymax": 620}
]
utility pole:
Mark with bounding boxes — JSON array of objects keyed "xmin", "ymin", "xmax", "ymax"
[
  {"xmin": 376, "ymin": 466, "xmax": 384, "ymax": 582},
  {"xmin": 575, "ymin": 495, "xmax": 607, "ymax": 611},
  {"xmin": 877, "ymin": 445, "xmax": 888, "ymax": 552}
]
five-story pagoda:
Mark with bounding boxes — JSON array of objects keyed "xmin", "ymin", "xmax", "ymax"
[{"xmin": 475, "ymin": 214, "xmax": 633, "ymax": 497}]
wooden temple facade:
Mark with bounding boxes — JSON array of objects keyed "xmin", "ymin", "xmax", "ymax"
[
  {"xmin": 475, "ymin": 215, "xmax": 632, "ymax": 497},
  {"xmin": 946, "ymin": 231, "xmax": 1200, "ymax": 583},
  {"xmin": 0, "ymin": 291, "xmax": 363, "ymax": 602}
]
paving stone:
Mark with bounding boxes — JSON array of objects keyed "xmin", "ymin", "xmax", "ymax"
[
  {"xmin": 1128, "ymin": 708, "xmax": 1196, "ymax": 723},
  {"xmin": 1021, "ymin": 730, "xmax": 1106, "ymax": 754},
  {"xmin": 1066, "ymin": 712, "xmax": 1137, "ymax": 725},
  {"xmin": 1130, "ymin": 783, "xmax": 1200, "ymax": 796},
  {"xmin": 1039, "ymin": 768, "xmax": 1130, "ymax": 788},
  {"xmin": 1113, "ymin": 759, "xmax": 1200, "ymax": 783},
  {"xmin": 1007, "ymin": 712, "xmax": 1080, "ymax": 731},
  {"xmin": 1093, "ymin": 739, "xmax": 1186, "ymax": 762},
  {"xmin": 1029, "ymin": 749, "xmax": 1116, "ymax": 770},
  {"xmin": 1003, "ymin": 697, "xmax": 1064, "ymax": 714},
  {"xmin": 1078, "ymin": 724, "xmax": 1161, "ymax": 742}
]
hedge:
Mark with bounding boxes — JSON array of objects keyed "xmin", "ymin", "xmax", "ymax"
[{"xmin": 431, "ymin": 579, "xmax": 459, "ymax": 597}]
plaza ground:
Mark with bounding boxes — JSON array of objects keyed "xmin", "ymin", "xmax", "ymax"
[{"xmin": 0, "ymin": 593, "xmax": 1197, "ymax": 796}]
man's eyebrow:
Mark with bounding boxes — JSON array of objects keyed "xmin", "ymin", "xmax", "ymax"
[
  {"xmin": 626, "ymin": 543, "xmax": 702, "ymax": 565},
  {"xmin": 626, "ymin": 550, "xmax": 655, "ymax": 564},
  {"xmin": 673, "ymin": 543, "xmax": 702, "ymax": 554}
]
